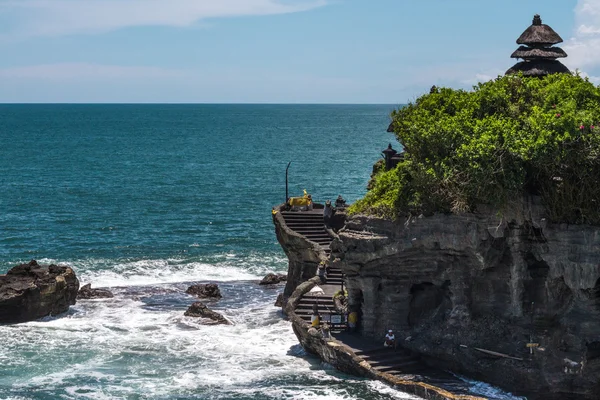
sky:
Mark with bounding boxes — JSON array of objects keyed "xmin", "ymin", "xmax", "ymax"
[{"xmin": 0, "ymin": 0, "xmax": 597, "ymax": 103}]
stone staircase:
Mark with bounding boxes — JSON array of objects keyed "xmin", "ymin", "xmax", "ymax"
[
  {"xmin": 354, "ymin": 347, "xmax": 425, "ymax": 375},
  {"xmin": 337, "ymin": 334, "xmax": 476, "ymax": 394},
  {"xmin": 280, "ymin": 211, "xmax": 332, "ymax": 254}
]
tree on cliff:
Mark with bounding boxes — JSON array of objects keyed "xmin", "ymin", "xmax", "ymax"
[{"xmin": 351, "ymin": 73, "xmax": 600, "ymax": 224}]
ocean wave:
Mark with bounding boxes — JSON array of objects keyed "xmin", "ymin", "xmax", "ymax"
[{"xmin": 33, "ymin": 254, "xmax": 287, "ymax": 288}]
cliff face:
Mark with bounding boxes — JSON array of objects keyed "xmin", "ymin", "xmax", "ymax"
[{"xmin": 334, "ymin": 197, "xmax": 600, "ymax": 399}]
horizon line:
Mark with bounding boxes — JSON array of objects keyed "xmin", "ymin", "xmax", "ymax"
[{"xmin": 0, "ymin": 102, "xmax": 404, "ymax": 106}]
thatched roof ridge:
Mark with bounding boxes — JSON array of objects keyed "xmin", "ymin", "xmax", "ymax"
[
  {"xmin": 506, "ymin": 59, "xmax": 571, "ymax": 77},
  {"xmin": 511, "ymin": 46, "xmax": 567, "ymax": 59},
  {"xmin": 516, "ymin": 15, "xmax": 563, "ymax": 46}
]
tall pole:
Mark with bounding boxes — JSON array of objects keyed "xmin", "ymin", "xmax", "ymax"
[{"xmin": 285, "ymin": 161, "xmax": 291, "ymax": 203}]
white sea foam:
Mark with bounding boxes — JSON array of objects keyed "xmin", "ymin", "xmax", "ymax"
[
  {"xmin": 0, "ymin": 283, "xmax": 321, "ymax": 398},
  {"xmin": 36, "ymin": 255, "xmax": 287, "ymax": 288},
  {"xmin": 0, "ymin": 263, "xmax": 519, "ymax": 400},
  {"xmin": 457, "ymin": 376, "xmax": 526, "ymax": 400}
]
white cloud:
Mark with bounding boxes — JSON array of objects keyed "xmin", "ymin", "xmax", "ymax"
[
  {"xmin": 563, "ymin": 0, "xmax": 600, "ymax": 71},
  {"xmin": 0, "ymin": 0, "xmax": 326, "ymax": 38}
]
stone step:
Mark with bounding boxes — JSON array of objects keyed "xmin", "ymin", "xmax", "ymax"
[
  {"xmin": 283, "ymin": 215, "xmax": 324, "ymax": 219},
  {"xmin": 355, "ymin": 347, "xmax": 400, "ymax": 357},
  {"xmin": 297, "ymin": 304, "xmax": 336, "ymax": 310},
  {"xmin": 372, "ymin": 360, "xmax": 422, "ymax": 372},
  {"xmin": 296, "ymin": 231, "xmax": 329, "ymax": 237},
  {"xmin": 296, "ymin": 307, "xmax": 337, "ymax": 314},
  {"xmin": 359, "ymin": 349, "xmax": 414, "ymax": 360},
  {"xmin": 308, "ymin": 238, "xmax": 331, "ymax": 243},
  {"xmin": 285, "ymin": 224, "xmax": 326, "ymax": 230},
  {"xmin": 303, "ymin": 233, "xmax": 330, "ymax": 238},
  {"xmin": 284, "ymin": 218, "xmax": 324, "ymax": 223},
  {"xmin": 295, "ymin": 303, "xmax": 335, "ymax": 310},
  {"xmin": 361, "ymin": 353, "xmax": 419, "ymax": 365},
  {"xmin": 281, "ymin": 211, "xmax": 324, "ymax": 215},
  {"xmin": 298, "ymin": 298, "xmax": 335, "ymax": 305},
  {"xmin": 383, "ymin": 365, "xmax": 429, "ymax": 375}
]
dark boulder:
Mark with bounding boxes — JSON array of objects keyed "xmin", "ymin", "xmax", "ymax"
[
  {"xmin": 185, "ymin": 283, "xmax": 222, "ymax": 299},
  {"xmin": 260, "ymin": 273, "xmax": 287, "ymax": 285},
  {"xmin": 77, "ymin": 283, "xmax": 114, "ymax": 299},
  {"xmin": 0, "ymin": 260, "xmax": 79, "ymax": 323},
  {"xmin": 274, "ymin": 293, "xmax": 285, "ymax": 307},
  {"xmin": 184, "ymin": 302, "xmax": 231, "ymax": 325}
]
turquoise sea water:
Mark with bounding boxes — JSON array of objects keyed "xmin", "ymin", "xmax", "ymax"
[{"xmin": 0, "ymin": 105, "xmax": 518, "ymax": 400}]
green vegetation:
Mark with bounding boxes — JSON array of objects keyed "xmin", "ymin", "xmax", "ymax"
[{"xmin": 350, "ymin": 74, "xmax": 600, "ymax": 224}]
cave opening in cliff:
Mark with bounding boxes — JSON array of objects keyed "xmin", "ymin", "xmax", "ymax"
[
  {"xmin": 591, "ymin": 278, "xmax": 600, "ymax": 310},
  {"xmin": 523, "ymin": 252, "xmax": 551, "ymax": 313},
  {"xmin": 348, "ymin": 288, "xmax": 364, "ymax": 332},
  {"xmin": 408, "ymin": 281, "xmax": 449, "ymax": 327},
  {"xmin": 586, "ymin": 341, "xmax": 600, "ymax": 361}
]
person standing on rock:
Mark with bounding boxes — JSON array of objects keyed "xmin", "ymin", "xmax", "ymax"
[{"xmin": 384, "ymin": 329, "xmax": 396, "ymax": 349}]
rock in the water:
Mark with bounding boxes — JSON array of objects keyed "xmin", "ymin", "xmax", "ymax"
[
  {"xmin": 0, "ymin": 260, "xmax": 79, "ymax": 323},
  {"xmin": 184, "ymin": 302, "xmax": 231, "ymax": 325},
  {"xmin": 274, "ymin": 293, "xmax": 285, "ymax": 307},
  {"xmin": 77, "ymin": 283, "xmax": 114, "ymax": 299},
  {"xmin": 185, "ymin": 283, "xmax": 222, "ymax": 299},
  {"xmin": 260, "ymin": 273, "xmax": 287, "ymax": 285}
]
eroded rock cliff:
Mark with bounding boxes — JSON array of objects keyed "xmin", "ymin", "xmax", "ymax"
[{"xmin": 334, "ymin": 197, "xmax": 600, "ymax": 399}]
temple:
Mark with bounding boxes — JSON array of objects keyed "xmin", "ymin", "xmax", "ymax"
[{"xmin": 506, "ymin": 14, "xmax": 571, "ymax": 77}]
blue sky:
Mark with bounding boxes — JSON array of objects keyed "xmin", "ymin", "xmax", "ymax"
[{"xmin": 0, "ymin": 0, "xmax": 596, "ymax": 103}]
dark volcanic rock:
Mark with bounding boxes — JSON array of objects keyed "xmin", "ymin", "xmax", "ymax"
[
  {"xmin": 260, "ymin": 273, "xmax": 287, "ymax": 285},
  {"xmin": 184, "ymin": 302, "xmax": 231, "ymax": 325},
  {"xmin": 186, "ymin": 283, "xmax": 222, "ymax": 299},
  {"xmin": 0, "ymin": 260, "xmax": 79, "ymax": 323},
  {"xmin": 332, "ymin": 198, "xmax": 600, "ymax": 399},
  {"xmin": 77, "ymin": 283, "xmax": 114, "ymax": 299},
  {"xmin": 274, "ymin": 293, "xmax": 285, "ymax": 307}
]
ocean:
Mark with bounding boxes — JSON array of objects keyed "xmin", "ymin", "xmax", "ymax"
[{"xmin": 0, "ymin": 104, "xmax": 519, "ymax": 400}]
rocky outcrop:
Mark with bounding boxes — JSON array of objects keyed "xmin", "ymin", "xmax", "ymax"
[
  {"xmin": 184, "ymin": 302, "xmax": 231, "ymax": 325},
  {"xmin": 0, "ymin": 260, "xmax": 79, "ymax": 323},
  {"xmin": 186, "ymin": 283, "xmax": 222, "ymax": 299},
  {"xmin": 285, "ymin": 277, "xmax": 482, "ymax": 400},
  {"xmin": 274, "ymin": 293, "xmax": 285, "ymax": 307},
  {"xmin": 334, "ymin": 197, "xmax": 600, "ymax": 399},
  {"xmin": 260, "ymin": 273, "xmax": 287, "ymax": 285},
  {"xmin": 77, "ymin": 283, "xmax": 113, "ymax": 299}
]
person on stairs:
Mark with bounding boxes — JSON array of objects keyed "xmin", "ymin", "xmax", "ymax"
[
  {"xmin": 384, "ymin": 329, "xmax": 397, "ymax": 349},
  {"xmin": 347, "ymin": 308, "xmax": 358, "ymax": 333},
  {"xmin": 317, "ymin": 261, "xmax": 328, "ymax": 281},
  {"xmin": 323, "ymin": 200, "xmax": 334, "ymax": 227},
  {"xmin": 311, "ymin": 304, "xmax": 321, "ymax": 328}
]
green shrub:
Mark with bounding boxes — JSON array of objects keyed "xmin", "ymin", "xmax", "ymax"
[{"xmin": 352, "ymin": 73, "xmax": 600, "ymax": 224}]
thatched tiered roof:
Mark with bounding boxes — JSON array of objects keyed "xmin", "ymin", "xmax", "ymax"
[
  {"xmin": 510, "ymin": 46, "xmax": 567, "ymax": 60},
  {"xmin": 506, "ymin": 15, "xmax": 570, "ymax": 77},
  {"xmin": 506, "ymin": 59, "xmax": 571, "ymax": 77},
  {"xmin": 516, "ymin": 14, "xmax": 563, "ymax": 46}
]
